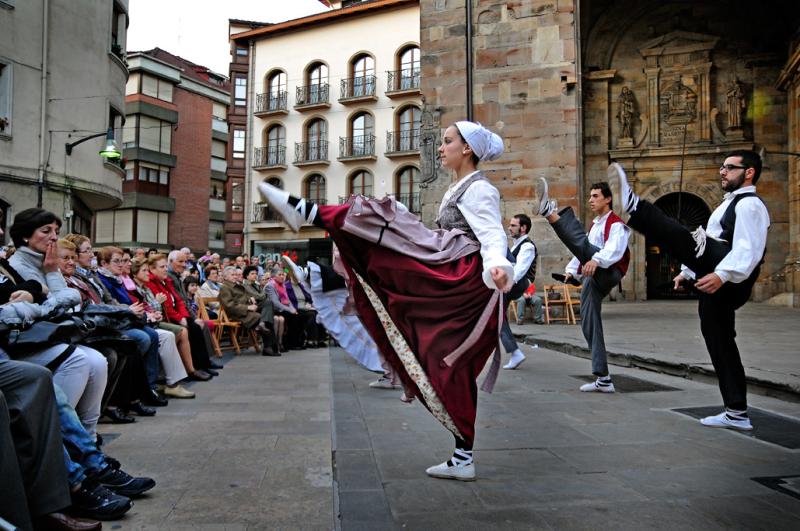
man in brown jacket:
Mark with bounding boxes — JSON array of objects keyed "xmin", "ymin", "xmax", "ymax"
[{"xmin": 218, "ymin": 267, "xmax": 277, "ymax": 356}]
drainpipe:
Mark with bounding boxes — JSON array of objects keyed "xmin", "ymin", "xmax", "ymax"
[
  {"xmin": 243, "ymin": 39, "xmax": 255, "ymax": 254},
  {"xmin": 465, "ymin": 0, "xmax": 473, "ymax": 121},
  {"xmin": 574, "ymin": 0, "xmax": 584, "ymax": 221},
  {"xmin": 37, "ymin": 0, "xmax": 49, "ymax": 208}
]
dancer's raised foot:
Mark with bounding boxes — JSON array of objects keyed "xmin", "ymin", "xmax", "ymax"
[
  {"xmin": 535, "ymin": 177, "xmax": 557, "ymax": 217},
  {"xmin": 258, "ymin": 182, "xmax": 320, "ymax": 232},
  {"xmin": 607, "ymin": 163, "xmax": 638, "ymax": 216}
]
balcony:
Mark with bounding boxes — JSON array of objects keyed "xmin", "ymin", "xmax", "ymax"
[
  {"xmin": 209, "ymin": 198, "xmax": 226, "ymax": 213},
  {"xmin": 294, "ymin": 141, "xmax": 329, "ymax": 166},
  {"xmin": 339, "ymin": 75, "xmax": 377, "ymax": 104},
  {"xmin": 386, "ymin": 68, "xmax": 421, "ymax": 97},
  {"xmin": 396, "ymin": 192, "xmax": 421, "ymax": 213},
  {"xmin": 254, "ymin": 91, "xmax": 288, "ymax": 116},
  {"xmin": 211, "ymin": 157, "xmax": 227, "ymax": 173},
  {"xmin": 295, "ymin": 84, "xmax": 330, "ymax": 110},
  {"xmin": 338, "ymin": 134, "xmax": 376, "ymax": 161},
  {"xmin": 251, "ymin": 202, "xmax": 284, "ymax": 224},
  {"xmin": 211, "ymin": 117, "xmax": 228, "ymax": 134},
  {"xmin": 385, "ymin": 129, "xmax": 420, "ymax": 157},
  {"xmin": 253, "ymin": 146, "xmax": 287, "ymax": 170}
]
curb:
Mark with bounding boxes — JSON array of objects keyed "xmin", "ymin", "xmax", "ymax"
[{"xmin": 516, "ymin": 333, "xmax": 800, "ymax": 399}]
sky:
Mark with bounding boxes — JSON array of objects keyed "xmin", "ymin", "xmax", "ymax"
[{"xmin": 126, "ymin": 0, "xmax": 329, "ymax": 75}]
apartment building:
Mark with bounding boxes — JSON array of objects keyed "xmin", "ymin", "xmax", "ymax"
[
  {"xmin": 230, "ymin": 0, "xmax": 421, "ymax": 262},
  {"xmin": 95, "ymin": 49, "xmax": 230, "ymax": 252}
]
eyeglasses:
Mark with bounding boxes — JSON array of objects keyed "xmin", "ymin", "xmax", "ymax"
[
  {"xmin": 719, "ymin": 164, "xmax": 748, "ymax": 172},
  {"xmin": 79, "ymin": 249, "xmax": 93, "ymax": 254}
]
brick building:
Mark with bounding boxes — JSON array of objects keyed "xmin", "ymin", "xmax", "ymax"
[
  {"xmin": 419, "ymin": 0, "xmax": 800, "ymax": 305},
  {"xmin": 96, "ymin": 49, "xmax": 230, "ymax": 253}
]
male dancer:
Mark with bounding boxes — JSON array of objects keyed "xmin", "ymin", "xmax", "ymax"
[
  {"xmin": 502, "ymin": 214, "xmax": 538, "ymax": 369},
  {"xmin": 609, "ymin": 150, "xmax": 769, "ymax": 430},
  {"xmin": 536, "ymin": 180, "xmax": 630, "ymax": 392}
]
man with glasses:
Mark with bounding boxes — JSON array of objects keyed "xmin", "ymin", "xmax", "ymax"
[{"xmin": 608, "ymin": 149, "xmax": 770, "ymax": 431}]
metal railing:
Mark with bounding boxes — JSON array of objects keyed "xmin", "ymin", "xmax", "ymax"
[
  {"xmin": 255, "ymin": 91, "xmax": 287, "ymax": 113},
  {"xmin": 339, "ymin": 134, "xmax": 375, "ymax": 158},
  {"xmin": 387, "ymin": 68, "xmax": 420, "ymax": 92},
  {"xmin": 253, "ymin": 146, "xmax": 286, "ymax": 167},
  {"xmin": 251, "ymin": 202, "xmax": 284, "ymax": 223},
  {"xmin": 296, "ymin": 83, "xmax": 329, "ymax": 106},
  {"xmin": 294, "ymin": 140, "xmax": 329, "ymax": 163},
  {"xmin": 340, "ymin": 75, "xmax": 377, "ymax": 99},
  {"xmin": 397, "ymin": 192, "xmax": 421, "ymax": 213},
  {"xmin": 386, "ymin": 129, "xmax": 421, "ymax": 153}
]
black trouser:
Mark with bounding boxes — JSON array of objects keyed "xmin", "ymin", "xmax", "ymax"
[
  {"xmin": 0, "ymin": 360, "xmax": 71, "ymax": 530},
  {"xmin": 299, "ymin": 309, "xmax": 326, "ymax": 344},
  {"xmin": 277, "ymin": 311, "xmax": 305, "ymax": 349},
  {"xmin": 185, "ymin": 319, "xmax": 212, "ymax": 370},
  {"xmin": 628, "ymin": 200, "xmax": 757, "ymax": 410}
]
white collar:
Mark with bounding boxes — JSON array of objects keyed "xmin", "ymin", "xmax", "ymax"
[
  {"xmin": 723, "ymin": 185, "xmax": 757, "ymax": 201},
  {"xmin": 591, "ymin": 210, "xmax": 613, "ymax": 226}
]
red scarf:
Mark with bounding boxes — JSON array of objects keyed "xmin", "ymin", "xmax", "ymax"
[{"xmin": 270, "ymin": 278, "xmax": 290, "ymax": 305}]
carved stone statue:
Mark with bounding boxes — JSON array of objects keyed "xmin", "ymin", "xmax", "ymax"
[
  {"xmin": 617, "ymin": 86, "xmax": 636, "ymax": 138},
  {"xmin": 726, "ymin": 78, "xmax": 746, "ymax": 130}
]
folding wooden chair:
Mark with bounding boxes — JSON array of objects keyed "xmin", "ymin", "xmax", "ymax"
[
  {"xmin": 566, "ymin": 285, "xmax": 582, "ymax": 324},
  {"xmin": 543, "ymin": 284, "xmax": 572, "ymax": 324},
  {"xmin": 507, "ymin": 299, "xmax": 518, "ymax": 324},
  {"xmin": 196, "ymin": 296, "xmax": 223, "ymax": 357}
]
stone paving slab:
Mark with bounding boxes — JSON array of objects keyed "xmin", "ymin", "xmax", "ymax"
[
  {"xmin": 513, "ymin": 300, "xmax": 800, "ymax": 395},
  {"xmin": 101, "ymin": 347, "xmax": 334, "ymax": 530}
]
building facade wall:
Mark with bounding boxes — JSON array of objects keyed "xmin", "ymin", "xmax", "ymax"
[
  {"xmin": 240, "ymin": 3, "xmax": 421, "ymax": 261},
  {"xmin": 0, "ymin": 0, "xmax": 128, "ymax": 239}
]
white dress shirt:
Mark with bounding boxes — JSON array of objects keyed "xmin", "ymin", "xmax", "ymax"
[
  {"xmin": 565, "ymin": 210, "xmax": 631, "ymax": 276},
  {"xmin": 510, "ymin": 235, "xmax": 536, "ymax": 284},
  {"xmin": 440, "ymin": 171, "xmax": 514, "ymax": 290},
  {"xmin": 681, "ymin": 185, "xmax": 770, "ymax": 283}
]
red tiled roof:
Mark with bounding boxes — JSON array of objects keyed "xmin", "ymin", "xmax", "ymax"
[{"xmin": 139, "ymin": 48, "xmax": 231, "ymax": 92}]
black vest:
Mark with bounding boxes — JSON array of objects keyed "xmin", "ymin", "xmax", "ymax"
[
  {"xmin": 511, "ymin": 237, "xmax": 537, "ymax": 283},
  {"xmin": 716, "ymin": 191, "xmax": 766, "ymax": 286}
]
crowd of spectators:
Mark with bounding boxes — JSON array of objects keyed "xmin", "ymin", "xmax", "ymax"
[{"xmin": 0, "ymin": 208, "xmax": 327, "ymax": 530}]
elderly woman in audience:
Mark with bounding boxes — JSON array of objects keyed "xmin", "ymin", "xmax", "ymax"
[
  {"xmin": 128, "ymin": 256, "xmax": 209, "ymax": 388},
  {"xmin": 144, "ymin": 253, "xmax": 218, "ymax": 378},
  {"xmin": 6, "ymin": 208, "xmax": 108, "ymax": 437},
  {"xmin": 198, "ymin": 264, "xmax": 221, "ymax": 317},
  {"xmin": 265, "ymin": 266, "xmax": 304, "ymax": 352}
]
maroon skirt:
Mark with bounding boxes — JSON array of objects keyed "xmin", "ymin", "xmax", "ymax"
[{"xmin": 320, "ymin": 203, "xmax": 499, "ymax": 446}]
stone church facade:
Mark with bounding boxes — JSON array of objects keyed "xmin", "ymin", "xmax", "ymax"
[{"xmin": 418, "ymin": 0, "xmax": 800, "ymax": 305}]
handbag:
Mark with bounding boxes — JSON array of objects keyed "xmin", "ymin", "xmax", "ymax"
[{"xmin": 0, "ymin": 313, "xmax": 95, "ymax": 355}]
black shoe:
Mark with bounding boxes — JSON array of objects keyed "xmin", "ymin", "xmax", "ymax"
[
  {"xmin": 103, "ymin": 408, "xmax": 136, "ymax": 424},
  {"xmin": 142, "ymin": 389, "xmax": 169, "ymax": 407},
  {"xmin": 92, "ymin": 466, "xmax": 156, "ymax": 498},
  {"xmin": 208, "ymin": 361, "xmax": 223, "ymax": 370},
  {"xmin": 70, "ymin": 479, "xmax": 132, "ymax": 520},
  {"xmin": 126, "ymin": 402, "xmax": 156, "ymax": 417},
  {"xmin": 104, "ymin": 455, "xmax": 121, "ymax": 470},
  {"xmin": 204, "ymin": 368, "xmax": 219, "ymax": 377},
  {"xmin": 551, "ymin": 273, "xmax": 581, "ymax": 287},
  {"xmin": 262, "ymin": 346, "xmax": 281, "ymax": 356},
  {"xmin": 188, "ymin": 370, "xmax": 211, "ymax": 381}
]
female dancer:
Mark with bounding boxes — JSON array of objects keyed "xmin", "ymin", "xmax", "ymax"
[{"xmin": 259, "ymin": 121, "xmax": 511, "ymax": 481}]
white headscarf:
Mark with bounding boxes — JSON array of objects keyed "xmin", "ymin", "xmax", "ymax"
[{"xmin": 454, "ymin": 121, "xmax": 504, "ymax": 162}]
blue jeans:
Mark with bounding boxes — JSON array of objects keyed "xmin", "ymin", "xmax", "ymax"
[
  {"xmin": 124, "ymin": 326, "xmax": 160, "ymax": 389},
  {"xmin": 54, "ymin": 385, "xmax": 106, "ymax": 487}
]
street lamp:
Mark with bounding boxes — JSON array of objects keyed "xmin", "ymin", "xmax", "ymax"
[{"xmin": 65, "ymin": 127, "xmax": 121, "ymax": 159}]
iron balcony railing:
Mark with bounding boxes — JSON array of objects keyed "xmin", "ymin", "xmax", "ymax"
[
  {"xmin": 339, "ymin": 134, "xmax": 375, "ymax": 158},
  {"xmin": 340, "ymin": 75, "xmax": 377, "ymax": 99},
  {"xmin": 397, "ymin": 192, "xmax": 421, "ymax": 213},
  {"xmin": 386, "ymin": 129, "xmax": 421, "ymax": 153},
  {"xmin": 387, "ymin": 68, "xmax": 421, "ymax": 92},
  {"xmin": 253, "ymin": 146, "xmax": 286, "ymax": 167},
  {"xmin": 296, "ymin": 83, "xmax": 329, "ymax": 106},
  {"xmin": 255, "ymin": 91, "xmax": 288, "ymax": 113},
  {"xmin": 251, "ymin": 202, "xmax": 284, "ymax": 223},
  {"xmin": 294, "ymin": 140, "xmax": 329, "ymax": 163}
]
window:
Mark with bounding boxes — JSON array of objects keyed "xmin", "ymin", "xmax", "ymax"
[
  {"xmin": 137, "ymin": 210, "xmax": 170, "ymax": 244},
  {"xmin": 231, "ymin": 182, "xmax": 243, "ymax": 211},
  {"xmin": 137, "ymin": 163, "xmax": 170, "ymax": 186},
  {"xmin": 212, "ymin": 102, "xmax": 227, "ymax": 121},
  {"xmin": 126, "ymin": 72, "xmax": 140, "ymax": 96},
  {"xmin": 351, "ymin": 54, "xmax": 375, "ymax": 97},
  {"xmin": 125, "ymin": 161, "xmax": 134, "ymax": 181},
  {"xmin": 235, "ymin": 45, "xmax": 248, "ymax": 57},
  {"xmin": 209, "ymin": 221, "xmax": 224, "ymax": 246},
  {"xmin": 233, "ymin": 129, "xmax": 245, "ymax": 158},
  {"xmin": 235, "ymin": 76, "xmax": 247, "ymax": 107},
  {"xmin": 122, "ymin": 115, "xmax": 136, "ymax": 147},
  {"xmin": 397, "ymin": 105, "xmax": 421, "ymax": 150},
  {"xmin": 397, "ymin": 166, "xmax": 420, "ymax": 212},
  {"xmin": 138, "ymin": 115, "xmax": 171, "ymax": 153},
  {"xmin": 305, "ymin": 119, "xmax": 326, "ymax": 160},
  {"xmin": 141, "ymin": 74, "xmax": 173, "ymax": 102},
  {"xmin": 305, "ymin": 174, "xmax": 326, "ymax": 203},
  {"xmin": 306, "ymin": 63, "xmax": 328, "ymax": 104},
  {"xmin": 398, "ymin": 46, "xmax": 421, "ymax": 90},
  {"xmin": 266, "ymin": 124, "xmax": 285, "ymax": 165},
  {"xmin": 267, "ymin": 177, "xmax": 282, "ymax": 188},
  {"xmin": 349, "ymin": 112, "xmax": 374, "ymax": 156},
  {"xmin": 350, "ymin": 170, "xmax": 373, "ymax": 197},
  {"xmin": 0, "ymin": 61, "xmax": 12, "ymax": 136},
  {"xmin": 267, "ymin": 70, "xmax": 287, "ymax": 110},
  {"xmin": 211, "ymin": 139, "xmax": 226, "ymax": 159}
]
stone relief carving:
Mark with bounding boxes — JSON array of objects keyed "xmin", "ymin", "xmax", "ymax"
[
  {"xmin": 660, "ymin": 76, "xmax": 698, "ymax": 126},
  {"xmin": 726, "ymin": 77, "xmax": 746, "ymax": 131},
  {"xmin": 419, "ymin": 99, "xmax": 441, "ymax": 187},
  {"xmin": 617, "ymin": 86, "xmax": 637, "ymax": 139}
]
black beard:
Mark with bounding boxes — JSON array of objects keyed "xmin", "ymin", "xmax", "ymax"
[{"xmin": 722, "ymin": 173, "xmax": 745, "ymax": 193}]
